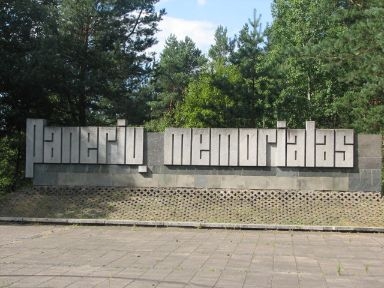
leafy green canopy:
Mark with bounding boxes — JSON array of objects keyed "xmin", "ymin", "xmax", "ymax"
[
  {"xmin": 146, "ymin": 35, "xmax": 207, "ymax": 131},
  {"xmin": 267, "ymin": 0, "xmax": 384, "ymax": 132},
  {"xmin": 0, "ymin": 0, "xmax": 164, "ymax": 193},
  {"xmin": 174, "ymin": 11, "xmax": 275, "ymax": 129},
  {"xmin": 1, "ymin": 0, "xmax": 165, "ymax": 132}
]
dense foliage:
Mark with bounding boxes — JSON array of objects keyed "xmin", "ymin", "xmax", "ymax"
[
  {"xmin": 267, "ymin": 0, "xmax": 384, "ymax": 131},
  {"xmin": 0, "ymin": 0, "xmax": 383, "ymax": 193},
  {"xmin": 0, "ymin": 0, "xmax": 164, "ymax": 193}
]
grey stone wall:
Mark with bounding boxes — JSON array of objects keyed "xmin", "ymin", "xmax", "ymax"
[{"xmin": 33, "ymin": 133, "xmax": 382, "ymax": 192}]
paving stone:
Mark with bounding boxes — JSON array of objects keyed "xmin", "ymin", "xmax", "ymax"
[
  {"xmin": 243, "ymin": 272, "xmax": 272, "ymax": 288},
  {"xmin": 64, "ymin": 277, "xmax": 109, "ymax": 288},
  {"xmin": 156, "ymin": 282, "xmax": 186, "ymax": 288},
  {"xmin": 271, "ymin": 273, "xmax": 299, "ymax": 287},
  {"xmin": 1, "ymin": 225, "xmax": 384, "ymax": 288},
  {"xmin": 0, "ymin": 276, "xmax": 24, "ymax": 287},
  {"xmin": 325, "ymin": 276, "xmax": 353, "ymax": 288},
  {"xmin": 93, "ymin": 278, "xmax": 133, "ymax": 288},
  {"xmin": 298, "ymin": 275, "xmax": 327, "ymax": 288},
  {"xmin": 125, "ymin": 279, "xmax": 158, "ymax": 287}
]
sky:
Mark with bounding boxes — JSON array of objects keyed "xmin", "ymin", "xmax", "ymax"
[{"xmin": 152, "ymin": 0, "xmax": 274, "ymax": 55}]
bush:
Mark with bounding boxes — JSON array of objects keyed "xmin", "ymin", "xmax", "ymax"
[{"xmin": 0, "ymin": 134, "xmax": 26, "ymax": 196}]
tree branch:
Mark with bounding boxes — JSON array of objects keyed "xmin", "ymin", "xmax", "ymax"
[{"xmin": 127, "ymin": 8, "xmax": 143, "ymax": 39}]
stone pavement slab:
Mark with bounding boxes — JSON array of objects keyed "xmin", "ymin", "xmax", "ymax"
[{"xmin": 1, "ymin": 224, "xmax": 384, "ymax": 287}]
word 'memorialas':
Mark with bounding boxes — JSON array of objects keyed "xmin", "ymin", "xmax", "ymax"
[{"xmin": 164, "ymin": 121, "xmax": 354, "ymax": 168}]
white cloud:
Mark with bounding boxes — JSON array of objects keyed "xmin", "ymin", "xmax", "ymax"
[
  {"xmin": 197, "ymin": 0, "xmax": 207, "ymax": 6},
  {"xmin": 150, "ymin": 16, "xmax": 216, "ymax": 55}
]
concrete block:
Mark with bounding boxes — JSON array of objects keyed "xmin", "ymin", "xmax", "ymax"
[
  {"xmin": 298, "ymin": 170, "xmax": 346, "ymax": 177},
  {"xmin": 241, "ymin": 167, "xmax": 275, "ymax": 176},
  {"xmin": 359, "ymin": 170, "xmax": 376, "ymax": 192},
  {"xmin": 187, "ymin": 166, "xmax": 209, "ymax": 175},
  {"xmin": 62, "ymin": 127, "xmax": 80, "ymax": 163},
  {"xmin": 258, "ymin": 129, "xmax": 277, "ymax": 166},
  {"xmin": 109, "ymin": 174, "xmax": 148, "ymax": 187},
  {"xmin": 157, "ymin": 174, "xmax": 178, "ymax": 187},
  {"xmin": 64, "ymin": 164, "xmax": 88, "ymax": 173},
  {"xmin": 57, "ymin": 173, "xmax": 89, "ymax": 186},
  {"xmin": 298, "ymin": 176, "xmax": 347, "ymax": 191},
  {"xmin": 276, "ymin": 168, "xmax": 299, "ymax": 177},
  {"xmin": 239, "ymin": 129, "xmax": 258, "ymax": 166},
  {"xmin": 205, "ymin": 175, "xmax": 225, "ymax": 188},
  {"xmin": 305, "ymin": 121, "xmax": 316, "ymax": 167},
  {"xmin": 286, "ymin": 129, "xmax": 305, "ymax": 167},
  {"xmin": 358, "ymin": 134, "xmax": 382, "ymax": 157},
  {"xmin": 113, "ymin": 174, "xmax": 157, "ymax": 187},
  {"xmin": 210, "ymin": 128, "xmax": 239, "ymax": 166},
  {"xmin": 276, "ymin": 126, "xmax": 286, "ymax": 166},
  {"xmin": 175, "ymin": 175, "xmax": 195, "ymax": 187},
  {"xmin": 98, "ymin": 127, "xmax": 117, "ymax": 164},
  {"xmin": 146, "ymin": 133, "xmax": 164, "ymax": 165},
  {"xmin": 242, "ymin": 176, "xmax": 297, "ymax": 189},
  {"xmin": 117, "ymin": 119, "xmax": 126, "ymax": 127},
  {"xmin": 84, "ymin": 173, "xmax": 113, "ymax": 186},
  {"xmin": 214, "ymin": 175, "xmax": 237, "ymax": 188},
  {"xmin": 243, "ymin": 176, "xmax": 269, "ymax": 189},
  {"xmin": 348, "ymin": 172, "xmax": 362, "ymax": 192},
  {"xmin": 126, "ymin": 127, "xmax": 144, "ymax": 165},
  {"xmin": 269, "ymin": 177, "xmax": 298, "ymax": 190},
  {"xmin": 298, "ymin": 177, "xmax": 324, "ymax": 190},
  {"xmin": 149, "ymin": 165, "xmax": 162, "ymax": 174},
  {"xmin": 348, "ymin": 169, "xmax": 376, "ymax": 192},
  {"xmin": 315, "ymin": 129, "xmax": 335, "ymax": 167},
  {"xmin": 215, "ymin": 167, "xmax": 236, "ymax": 175},
  {"xmin": 164, "ymin": 128, "xmax": 191, "ymax": 165},
  {"xmin": 276, "ymin": 121, "xmax": 287, "ymax": 128},
  {"xmin": 138, "ymin": 165, "xmax": 147, "ymax": 173},
  {"xmin": 33, "ymin": 164, "xmax": 58, "ymax": 185},
  {"xmin": 43, "ymin": 127, "xmax": 62, "ymax": 163},
  {"xmin": 321, "ymin": 177, "xmax": 336, "ymax": 190},
  {"xmin": 191, "ymin": 128, "xmax": 210, "ymax": 166},
  {"xmin": 110, "ymin": 127, "xmax": 125, "ymax": 164},
  {"xmin": 80, "ymin": 127, "xmax": 98, "ymax": 164},
  {"xmin": 194, "ymin": 174, "xmax": 208, "ymax": 188},
  {"xmin": 332, "ymin": 177, "xmax": 349, "ymax": 191},
  {"xmin": 83, "ymin": 164, "xmax": 98, "ymax": 173},
  {"xmin": 358, "ymin": 157, "xmax": 382, "ymax": 169},
  {"xmin": 161, "ymin": 166, "xmax": 188, "ymax": 175},
  {"xmin": 25, "ymin": 119, "xmax": 46, "ymax": 177},
  {"xmin": 163, "ymin": 129, "xmax": 173, "ymax": 165},
  {"xmin": 335, "ymin": 129, "xmax": 354, "ymax": 167},
  {"xmin": 371, "ymin": 170, "xmax": 382, "ymax": 192},
  {"xmin": 33, "ymin": 163, "xmax": 50, "ymax": 174}
]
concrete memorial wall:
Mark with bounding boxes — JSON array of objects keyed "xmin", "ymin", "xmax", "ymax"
[{"xmin": 26, "ymin": 119, "xmax": 382, "ymax": 192}]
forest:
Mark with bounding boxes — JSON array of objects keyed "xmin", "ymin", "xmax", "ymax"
[{"xmin": 1, "ymin": 0, "xmax": 383, "ymax": 193}]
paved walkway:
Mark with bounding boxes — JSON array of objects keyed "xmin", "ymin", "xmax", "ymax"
[{"xmin": 0, "ymin": 224, "xmax": 384, "ymax": 288}]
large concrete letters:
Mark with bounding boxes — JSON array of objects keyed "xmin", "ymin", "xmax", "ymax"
[
  {"xmin": 26, "ymin": 119, "xmax": 355, "ymax": 178},
  {"xmin": 239, "ymin": 129, "xmax": 258, "ymax": 166},
  {"xmin": 191, "ymin": 129, "xmax": 210, "ymax": 166},
  {"xmin": 163, "ymin": 122, "xmax": 354, "ymax": 168},
  {"xmin": 211, "ymin": 129, "xmax": 238, "ymax": 166},
  {"xmin": 43, "ymin": 127, "xmax": 62, "ymax": 163},
  {"xmin": 26, "ymin": 119, "xmax": 46, "ymax": 178},
  {"xmin": 26, "ymin": 119, "xmax": 144, "ymax": 177},
  {"xmin": 62, "ymin": 127, "xmax": 80, "ymax": 164},
  {"xmin": 164, "ymin": 128, "xmax": 191, "ymax": 165}
]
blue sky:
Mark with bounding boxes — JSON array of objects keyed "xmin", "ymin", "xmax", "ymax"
[{"xmin": 152, "ymin": 0, "xmax": 274, "ymax": 55}]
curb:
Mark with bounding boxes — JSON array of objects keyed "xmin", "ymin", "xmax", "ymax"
[{"xmin": 1, "ymin": 217, "xmax": 384, "ymax": 233}]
